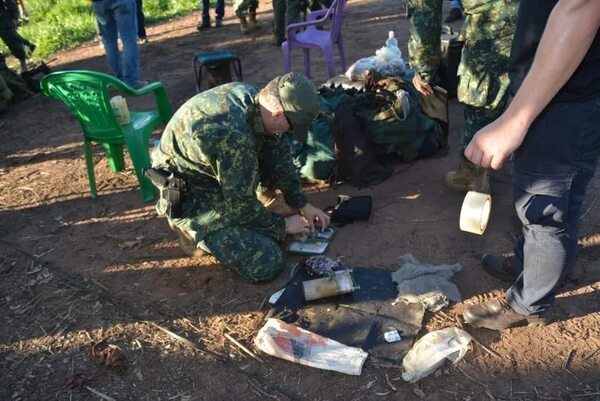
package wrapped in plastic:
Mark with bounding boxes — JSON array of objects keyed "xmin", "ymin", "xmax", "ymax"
[
  {"xmin": 346, "ymin": 31, "xmax": 406, "ymax": 81},
  {"xmin": 402, "ymin": 327, "xmax": 472, "ymax": 382}
]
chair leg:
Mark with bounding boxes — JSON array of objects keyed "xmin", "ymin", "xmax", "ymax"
[
  {"xmin": 322, "ymin": 45, "xmax": 335, "ymax": 78},
  {"xmin": 102, "ymin": 143, "xmax": 125, "ymax": 172},
  {"xmin": 337, "ymin": 38, "xmax": 346, "ymax": 72},
  {"xmin": 303, "ymin": 49, "xmax": 312, "ymax": 79},
  {"xmin": 283, "ymin": 43, "xmax": 291, "ymax": 73},
  {"xmin": 83, "ymin": 140, "xmax": 98, "ymax": 199},
  {"xmin": 124, "ymin": 130, "xmax": 155, "ymax": 202}
]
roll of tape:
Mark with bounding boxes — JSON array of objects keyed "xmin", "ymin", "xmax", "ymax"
[{"xmin": 459, "ymin": 191, "xmax": 492, "ymax": 235}]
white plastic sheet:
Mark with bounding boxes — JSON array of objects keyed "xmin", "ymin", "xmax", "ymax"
[
  {"xmin": 402, "ymin": 327, "xmax": 472, "ymax": 383},
  {"xmin": 254, "ymin": 318, "xmax": 368, "ymax": 375}
]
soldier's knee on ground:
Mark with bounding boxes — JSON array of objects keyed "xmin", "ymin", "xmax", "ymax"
[{"xmin": 204, "ymin": 227, "xmax": 284, "ymax": 282}]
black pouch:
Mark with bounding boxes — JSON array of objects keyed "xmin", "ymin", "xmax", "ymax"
[{"xmin": 328, "ymin": 195, "xmax": 372, "ymax": 225}]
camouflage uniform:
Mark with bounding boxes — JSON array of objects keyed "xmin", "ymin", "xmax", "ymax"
[
  {"xmin": 407, "ymin": 0, "xmax": 518, "ymax": 153},
  {"xmin": 152, "ymin": 82, "xmax": 309, "ymax": 282},
  {"xmin": 0, "ymin": 54, "xmax": 30, "ymax": 112},
  {"xmin": 233, "ymin": 0, "xmax": 258, "ymax": 19},
  {"xmin": 273, "ymin": 0, "xmax": 302, "ymax": 45}
]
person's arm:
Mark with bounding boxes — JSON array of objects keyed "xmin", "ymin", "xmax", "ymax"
[
  {"xmin": 465, "ymin": 0, "xmax": 600, "ymax": 170},
  {"xmin": 259, "ymin": 136, "xmax": 330, "ymax": 231},
  {"xmin": 407, "ymin": 0, "xmax": 443, "ymax": 95},
  {"xmin": 208, "ymin": 131, "xmax": 291, "ymax": 241}
]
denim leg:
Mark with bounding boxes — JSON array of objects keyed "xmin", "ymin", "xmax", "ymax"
[
  {"xmin": 450, "ymin": 0, "xmax": 463, "ymax": 10},
  {"xmin": 93, "ymin": 1, "xmax": 122, "ymax": 80},
  {"xmin": 507, "ymin": 96, "xmax": 600, "ymax": 315},
  {"xmin": 114, "ymin": 0, "xmax": 140, "ymax": 86},
  {"xmin": 216, "ymin": 0, "xmax": 225, "ymax": 20},
  {"xmin": 201, "ymin": 0, "xmax": 211, "ymax": 21}
]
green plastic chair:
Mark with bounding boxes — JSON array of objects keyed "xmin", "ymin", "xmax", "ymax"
[{"xmin": 41, "ymin": 70, "xmax": 173, "ymax": 202}]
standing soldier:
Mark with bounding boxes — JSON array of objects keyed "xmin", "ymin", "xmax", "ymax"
[
  {"xmin": 407, "ymin": 0, "xmax": 519, "ymax": 193},
  {"xmin": 197, "ymin": 0, "xmax": 225, "ymax": 30},
  {"xmin": 272, "ymin": 0, "xmax": 302, "ymax": 46},
  {"xmin": 149, "ymin": 73, "xmax": 330, "ymax": 282},
  {"xmin": 233, "ymin": 0, "xmax": 261, "ymax": 34},
  {"xmin": 0, "ymin": 0, "xmax": 35, "ymax": 73}
]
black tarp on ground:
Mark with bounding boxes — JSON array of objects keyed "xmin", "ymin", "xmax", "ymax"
[{"xmin": 268, "ymin": 266, "xmax": 425, "ymax": 365}]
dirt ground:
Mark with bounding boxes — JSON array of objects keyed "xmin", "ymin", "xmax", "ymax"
[{"xmin": 1, "ymin": 0, "xmax": 600, "ymax": 400}]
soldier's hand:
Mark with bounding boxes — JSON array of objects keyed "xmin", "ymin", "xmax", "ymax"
[
  {"xmin": 285, "ymin": 215, "xmax": 311, "ymax": 235},
  {"xmin": 464, "ymin": 115, "xmax": 528, "ymax": 170},
  {"xmin": 412, "ymin": 74, "xmax": 434, "ymax": 96},
  {"xmin": 300, "ymin": 203, "xmax": 330, "ymax": 232}
]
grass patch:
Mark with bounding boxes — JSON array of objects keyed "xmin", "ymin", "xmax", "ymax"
[{"xmin": 0, "ymin": 0, "xmax": 216, "ymax": 61}]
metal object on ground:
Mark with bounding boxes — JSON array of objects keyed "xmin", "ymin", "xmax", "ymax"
[{"xmin": 302, "ymin": 269, "xmax": 359, "ymax": 301}]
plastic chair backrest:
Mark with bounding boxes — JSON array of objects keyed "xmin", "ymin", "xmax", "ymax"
[
  {"xmin": 41, "ymin": 71, "xmax": 131, "ymax": 142},
  {"xmin": 329, "ymin": 0, "xmax": 346, "ymax": 43}
]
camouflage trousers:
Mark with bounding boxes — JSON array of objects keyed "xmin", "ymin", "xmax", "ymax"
[
  {"xmin": 233, "ymin": 0, "xmax": 258, "ymax": 18},
  {"xmin": 460, "ymin": 98, "xmax": 508, "ymax": 154},
  {"xmin": 456, "ymin": 35, "xmax": 512, "ymax": 154},
  {"xmin": 272, "ymin": 0, "xmax": 302, "ymax": 43},
  {"xmin": 203, "ymin": 226, "xmax": 284, "ymax": 282},
  {"xmin": 169, "ymin": 219, "xmax": 284, "ymax": 282}
]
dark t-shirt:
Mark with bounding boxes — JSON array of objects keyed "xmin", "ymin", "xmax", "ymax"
[{"xmin": 509, "ymin": 0, "xmax": 600, "ymax": 101}]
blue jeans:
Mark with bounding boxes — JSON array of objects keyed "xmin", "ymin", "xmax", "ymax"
[
  {"xmin": 507, "ymin": 95, "xmax": 600, "ymax": 315},
  {"xmin": 450, "ymin": 0, "xmax": 463, "ymax": 10},
  {"xmin": 93, "ymin": 0, "xmax": 140, "ymax": 86},
  {"xmin": 201, "ymin": 0, "xmax": 225, "ymax": 22}
]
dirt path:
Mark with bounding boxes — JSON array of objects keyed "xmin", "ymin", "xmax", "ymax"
[{"xmin": 1, "ymin": 0, "xmax": 599, "ymax": 400}]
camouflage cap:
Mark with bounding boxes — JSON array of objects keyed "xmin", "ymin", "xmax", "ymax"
[{"xmin": 266, "ymin": 72, "xmax": 319, "ymax": 142}]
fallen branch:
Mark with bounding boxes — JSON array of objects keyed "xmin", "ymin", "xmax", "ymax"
[
  {"xmin": 563, "ymin": 349, "xmax": 575, "ymax": 370},
  {"xmin": 151, "ymin": 323, "xmax": 212, "ymax": 358},
  {"xmin": 85, "ymin": 386, "xmax": 116, "ymax": 401},
  {"xmin": 224, "ymin": 332, "xmax": 263, "ymax": 363}
]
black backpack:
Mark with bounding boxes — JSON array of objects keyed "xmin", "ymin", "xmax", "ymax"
[{"xmin": 332, "ymin": 103, "xmax": 393, "ymax": 188}]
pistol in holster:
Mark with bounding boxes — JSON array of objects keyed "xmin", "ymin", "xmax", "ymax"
[{"xmin": 142, "ymin": 167, "xmax": 188, "ymax": 218}]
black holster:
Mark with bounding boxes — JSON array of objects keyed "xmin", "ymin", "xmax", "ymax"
[{"xmin": 143, "ymin": 167, "xmax": 188, "ymax": 218}]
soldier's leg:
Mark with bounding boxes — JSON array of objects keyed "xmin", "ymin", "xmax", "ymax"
[
  {"xmin": 234, "ymin": 0, "xmax": 250, "ymax": 33},
  {"xmin": 198, "ymin": 0, "xmax": 211, "ymax": 29},
  {"xmin": 450, "ymin": 34, "xmax": 512, "ymax": 193},
  {"xmin": 0, "ymin": 17, "xmax": 28, "ymax": 71},
  {"xmin": 286, "ymin": 0, "xmax": 302, "ymax": 27},
  {"xmin": 272, "ymin": 0, "xmax": 286, "ymax": 45},
  {"xmin": 445, "ymin": 103, "xmax": 506, "ymax": 193},
  {"xmin": 203, "ymin": 226, "xmax": 284, "ymax": 282},
  {"xmin": 248, "ymin": 0, "xmax": 261, "ymax": 30},
  {"xmin": 215, "ymin": 0, "xmax": 225, "ymax": 26}
]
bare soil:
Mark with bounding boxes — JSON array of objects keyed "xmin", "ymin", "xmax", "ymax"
[{"xmin": 1, "ymin": 0, "xmax": 600, "ymax": 400}]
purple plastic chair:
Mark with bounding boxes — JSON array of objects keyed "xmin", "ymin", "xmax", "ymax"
[{"xmin": 282, "ymin": 0, "xmax": 347, "ymax": 78}]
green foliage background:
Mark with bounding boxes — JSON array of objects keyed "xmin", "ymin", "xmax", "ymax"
[{"xmin": 0, "ymin": 0, "xmax": 207, "ymax": 60}]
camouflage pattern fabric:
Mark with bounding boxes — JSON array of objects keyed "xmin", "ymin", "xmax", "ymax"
[
  {"xmin": 0, "ymin": 56, "xmax": 29, "ymax": 100},
  {"xmin": 203, "ymin": 226, "xmax": 284, "ymax": 281},
  {"xmin": 407, "ymin": 0, "xmax": 518, "ymax": 152},
  {"xmin": 272, "ymin": 0, "xmax": 302, "ymax": 44},
  {"xmin": 233, "ymin": 0, "xmax": 258, "ymax": 18},
  {"xmin": 152, "ymin": 82, "xmax": 308, "ymax": 282}
]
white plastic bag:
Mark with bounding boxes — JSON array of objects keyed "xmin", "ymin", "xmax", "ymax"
[
  {"xmin": 345, "ymin": 31, "xmax": 406, "ymax": 81},
  {"xmin": 402, "ymin": 327, "xmax": 472, "ymax": 383},
  {"xmin": 254, "ymin": 318, "xmax": 369, "ymax": 375}
]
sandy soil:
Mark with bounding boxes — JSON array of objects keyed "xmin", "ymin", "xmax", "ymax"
[{"xmin": 1, "ymin": 0, "xmax": 600, "ymax": 400}]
